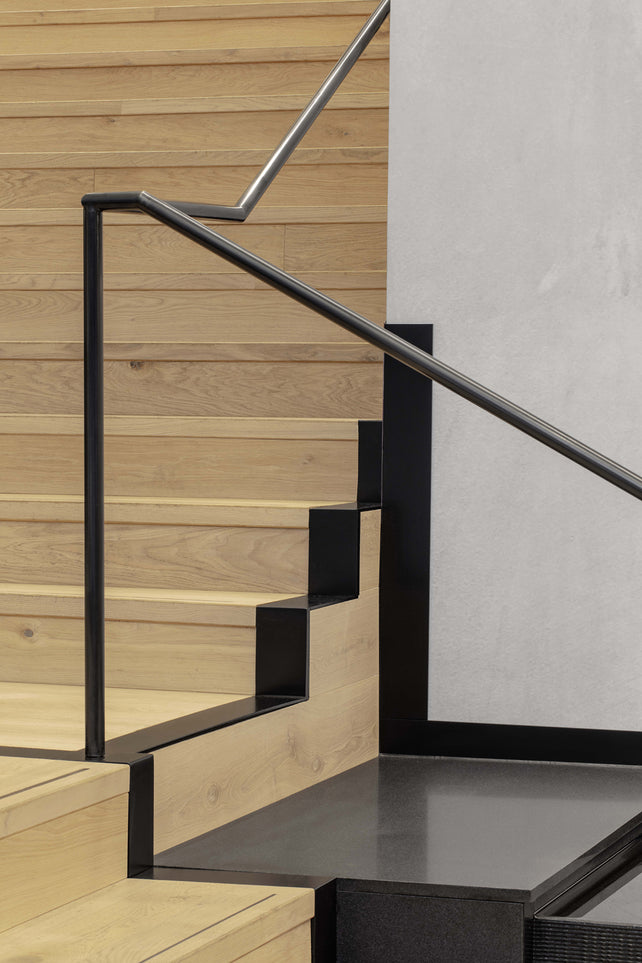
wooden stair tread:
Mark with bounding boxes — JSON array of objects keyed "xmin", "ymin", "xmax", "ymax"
[
  {"xmin": 0, "ymin": 877, "xmax": 313, "ymax": 962},
  {"xmin": 0, "ymin": 583, "xmax": 292, "ymax": 625},
  {"xmin": 0, "ymin": 756, "xmax": 129, "ymax": 839},
  {"xmin": 0, "ymin": 493, "xmax": 332, "ymax": 526},
  {"xmin": 0, "ymin": 414, "xmax": 361, "ymax": 439},
  {"xmin": 0, "ymin": 681, "xmax": 247, "ymax": 751}
]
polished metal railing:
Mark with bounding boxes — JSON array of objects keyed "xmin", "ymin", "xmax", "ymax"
[
  {"xmin": 163, "ymin": 0, "xmax": 390, "ymax": 222},
  {"xmin": 82, "ymin": 189, "xmax": 642, "ymax": 758}
]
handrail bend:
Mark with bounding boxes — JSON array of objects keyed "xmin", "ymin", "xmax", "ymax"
[
  {"xmin": 82, "ymin": 189, "xmax": 641, "ymax": 762},
  {"xmin": 155, "ymin": 0, "xmax": 389, "ymax": 222}
]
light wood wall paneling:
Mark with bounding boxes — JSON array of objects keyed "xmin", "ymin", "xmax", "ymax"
[
  {"xmin": 0, "ymin": 793, "xmax": 128, "ymax": 933},
  {"xmin": 154, "ymin": 673, "xmax": 378, "ymax": 850},
  {"xmin": 0, "ymin": 360, "xmax": 382, "ymax": 419},
  {"xmin": 0, "ymin": 287, "xmax": 386, "ymax": 343},
  {"xmin": 0, "ymin": 613, "xmax": 256, "ymax": 692},
  {"xmin": 0, "ymin": 519, "xmax": 309, "ymax": 592},
  {"xmin": 0, "ymin": 108, "xmax": 388, "ymax": 152},
  {"xmin": 0, "ymin": 435, "xmax": 359, "ymax": 500},
  {"xmin": 0, "ymin": 146, "xmax": 387, "ymax": 169},
  {"xmin": 0, "ymin": 224, "xmax": 283, "ymax": 273},
  {"xmin": 3, "ymin": 1, "xmax": 375, "ymax": 24},
  {"xmin": 94, "ymin": 162, "xmax": 388, "ymax": 208},
  {"xmin": 0, "ymin": 879, "xmax": 314, "ymax": 963},
  {"xmin": 0, "ymin": 270, "xmax": 386, "ymax": 291},
  {"xmin": 285, "ymin": 223, "xmax": 387, "ymax": 272},
  {"xmin": 0, "ymin": 58, "xmax": 388, "ymax": 104}
]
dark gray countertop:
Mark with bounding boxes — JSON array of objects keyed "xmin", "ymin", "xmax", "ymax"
[{"xmin": 158, "ymin": 755, "xmax": 642, "ymax": 903}]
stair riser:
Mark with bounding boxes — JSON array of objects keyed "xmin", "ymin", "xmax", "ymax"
[
  {"xmin": 0, "ymin": 359, "xmax": 382, "ymax": 419},
  {"xmin": 0, "ymin": 436, "xmax": 358, "ymax": 500},
  {"xmin": 0, "ymin": 614, "xmax": 255, "ymax": 693},
  {"xmin": 0, "ymin": 521, "xmax": 309, "ymax": 592}
]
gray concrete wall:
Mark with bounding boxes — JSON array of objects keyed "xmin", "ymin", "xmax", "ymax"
[{"xmin": 387, "ymin": 0, "xmax": 642, "ymax": 729}]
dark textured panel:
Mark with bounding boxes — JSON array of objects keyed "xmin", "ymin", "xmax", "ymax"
[
  {"xmin": 125, "ymin": 751, "xmax": 154, "ymax": 876},
  {"xmin": 157, "ymin": 756, "xmax": 642, "ymax": 903},
  {"xmin": 382, "ymin": 718, "xmax": 642, "ymax": 766},
  {"xmin": 357, "ymin": 419, "xmax": 383, "ymax": 503},
  {"xmin": 532, "ymin": 919, "xmax": 642, "ymax": 961},
  {"xmin": 337, "ymin": 891, "xmax": 523, "ymax": 963},
  {"xmin": 379, "ymin": 323, "xmax": 433, "ymax": 722}
]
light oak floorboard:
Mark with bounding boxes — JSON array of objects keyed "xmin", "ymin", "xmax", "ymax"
[
  {"xmin": 0, "ymin": 682, "xmax": 244, "ymax": 750},
  {"xmin": 0, "ymin": 879, "xmax": 314, "ymax": 962}
]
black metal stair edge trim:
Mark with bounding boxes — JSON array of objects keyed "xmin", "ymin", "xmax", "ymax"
[
  {"xmin": 358, "ymin": 420, "xmax": 383, "ymax": 504},
  {"xmin": 103, "ymin": 695, "xmax": 302, "ymax": 755},
  {"xmin": 380, "ymin": 718, "xmax": 642, "ymax": 766}
]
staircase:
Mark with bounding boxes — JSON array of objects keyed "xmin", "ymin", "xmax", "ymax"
[{"xmin": 0, "ymin": 0, "xmax": 387, "ymax": 955}]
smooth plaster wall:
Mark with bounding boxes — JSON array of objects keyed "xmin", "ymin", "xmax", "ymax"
[{"xmin": 387, "ymin": 0, "xmax": 642, "ymax": 729}]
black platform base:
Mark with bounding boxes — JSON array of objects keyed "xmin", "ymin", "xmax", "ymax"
[{"xmin": 155, "ymin": 755, "xmax": 642, "ymax": 962}]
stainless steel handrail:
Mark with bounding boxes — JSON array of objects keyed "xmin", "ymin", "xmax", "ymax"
[
  {"xmin": 82, "ymin": 189, "xmax": 641, "ymax": 759},
  {"xmin": 161, "ymin": 0, "xmax": 390, "ymax": 222}
]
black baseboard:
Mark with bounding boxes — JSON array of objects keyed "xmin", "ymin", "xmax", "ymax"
[{"xmin": 381, "ymin": 719, "xmax": 642, "ymax": 766}]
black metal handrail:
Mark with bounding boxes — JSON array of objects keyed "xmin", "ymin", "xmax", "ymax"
[
  {"xmin": 82, "ymin": 188, "xmax": 642, "ymax": 758},
  {"xmin": 158, "ymin": 0, "xmax": 390, "ymax": 222}
]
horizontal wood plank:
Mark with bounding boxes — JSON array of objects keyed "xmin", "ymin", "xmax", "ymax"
[
  {"xmin": 0, "ymin": 757, "xmax": 129, "ymax": 839},
  {"xmin": 0, "ymin": 879, "xmax": 314, "ymax": 963},
  {"xmin": 0, "ymin": 681, "xmax": 243, "ymax": 750},
  {"xmin": 0, "ymin": 519, "xmax": 309, "ymax": 592},
  {"xmin": 0, "ymin": 794, "xmax": 128, "ymax": 933},
  {"xmin": 0, "ymin": 613, "xmax": 255, "ymax": 692},
  {"xmin": 0, "ymin": 270, "xmax": 387, "ymax": 290},
  {"xmin": 0, "ymin": 583, "xmax": 286, "ymax": 626},
  {"xmin": 0, "ymin": 107, "xmax": 387, "ymax": 153},
  {"xmin": 0, "ymin": 58, "xmax": 387, "ymax": 103},
  {"xmin": 0, "ymin": 435, "xmax": 359, "ymax": 500}
]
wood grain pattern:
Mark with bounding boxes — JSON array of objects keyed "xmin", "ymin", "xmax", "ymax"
[
  {"xmin": 0, "ymin": 793, "xmax": 128, "ymax": 933},
  {"xmin": 0, "ymin": 757, "xmax": 129, "ymax": 839},
  {"xmin": 0, "ymin": 492, "xmax": 327, "ymax": 524},
  {"xmin": 0, "ymin": 435, "xmax": 359, "ymax": 500},
  {"xmin": 0, "ymin": 270, "xmax": 386, "ymax": 290},
  {"xmin": 0, "ymin": 613, "xmax": 255, "ymax": 692},
  {"xmin": 0, "ymin": 360, "xmax": 382, "ymax": 418},
  {"xmin": 0, "ymin": 108, "xmax": 387, "ymax": 153},
  {"xmin": 0, "ymin": 58, "xmax": 387, "ymax": 104},
  {"xmin": 0, "ymin": 15, "xmax": 383, "ymax": 59},
  {"xmin": 154, "ymin": 673, "xmax": 378, "ymax": 850},
  {"xmin": 0, "ymin": 90, "xmax": 387, "ymax": 117},
  {"xmin": 0, "ymin": 287, "xmax": 385, "ymax": 341},
  {"xmin": 0, "ymin": 682, "xmax": 243, "ymax": 750},
  {"xmin": 95, "ymin": 162, "xmax": 388, "ymax": 207},
  {"xmin": 0, "ymin": 204, "xmax": 385, "ymax": 225},
  {"xmin": 0, "ymin": 146, "xmax": 387, "ymax": 169},
  {"xmin": 0, "ymin": 583, "xmax": 286, "ymax": 627},
  {"xmin": 309, "ymin": 587, "xmax": 378, "ymax": 695},
  {"xmin": 0, "ymin": 879, "xmax": 314, "ymax": 963},
  {"xmin": 235, "ymin": 922, "xmax": 311, "ymax": 963},
  {"xmin": 285, "ymin": 223, "xmax": 387, "ymax": 272},
  {"xmin": 0, "ymin": 341, "xmax": 382, "ymax": 362},
  {"xmin": 359, "ymin": 509, "xmax": 381, "ymax": 593},
  {"xmin": 0, "ymin": 519, "xmax": 309, "ymax": 592},
  {"xmin": 0, "ymin": 224, "xmax": 283, "ymax": 272}
]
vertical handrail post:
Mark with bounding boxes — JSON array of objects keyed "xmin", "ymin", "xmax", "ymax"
[{"xmin": 83, "ymin": 202, "xmax": 105, "ymax": 760}]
